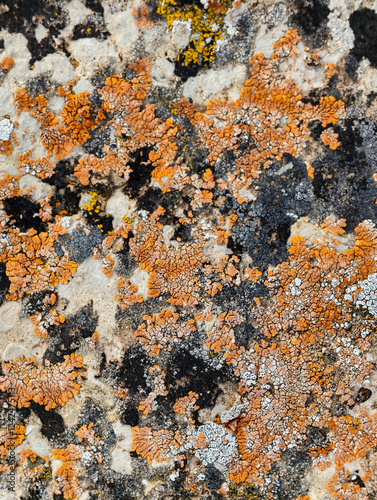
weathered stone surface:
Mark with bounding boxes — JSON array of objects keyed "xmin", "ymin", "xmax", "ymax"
[{"xmin": 0, "ymin": 1, "xmax": 377, "ymax": 499}]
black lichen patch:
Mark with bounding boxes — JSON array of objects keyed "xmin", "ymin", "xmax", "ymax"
[
  {"xmin": 116, "ymin": 244, "xmax": 137, "ymax": 277},
  {"xmin": 311, "ymin": 120, "xmax": 377, "ymax": 230},
  {"xmin": 29, "ymin": 35, "xmax": 69, "ymax": 67},
  {"xmin": 218, "ymin": 11, "xmax": 255, "ymax": 66},
  {"xmin": 233, "ymin": 321, "xmax": 258, "ymax": 348},
  {"xmin": 345, "ymin": 55, "xmax": 359, "ymax": 78},
  {"xmin": 60, "ymin": 227, "xmax": 103, "ymax": 263},
  {"xmin": 305, "ymin": 425, "xmax": 328, "ymax": 448},
  {"xmin": 22, "ymin": 486, "xmax": 49, "ymax": 500},
  {"xmin": 117, "ymin": 345, "xmax": 150, "ymax": 395},
  {"xmin": 123, "ymin": 147, "xmax": 154, "ymax": 199},
  {"xmin": 3, "ymin": 196, "xmax": 47, "ymax": 233},
  {"xmin": 26, "ymin": 73, "xmax": 52, "ymax": 98},
  {"xmin": 97, "ymin": 351, "xmax": 107, "ymax": 376},
  {"xmin": 215, "ymin": 281, "xmax": 267, "ymax": 327},
  {"xmin": 205, "ymin": 465, "xmax": 225, "ymax": 493},
  {"xmin": 31, "ymin": 403, "xmax": 65, "ymax": 440},
  {"xmin": 232, "ymin": 156, "xmax": 313, "ymax": 272},
  {"xmin": 84, "ymin": 128, "xmax": 111, "ymax": 158},
  {"xmin": 82, "ymin": 209, "xmax": 114, "ymax": 236},
  {"xmin": 150, "ymin": 394, "xmax": 178, "ymax": 428},
  {"xmin": 44, "ymin": 301, "xmax": 98, "ymax": 363},
  {"xmin": 83, "ymin": 0, "xmax": 104, "ymax": 14},
  {"xmin": 137, "ymin": 188, "xmax": 186, "ymax": 229},
  {"xmin": 353, "ymin": 387, "xmax": 372, "ymax": 406},
  {"xmin": 102, "ymin": 474, "xmax": 142, "ymax": 500},
  {"xmin": 51, "ymin": 186, "xmax": 81, "ymax": 217},
  {"xmin": 291, "ymin": 0, "xmax": 330, "ymax": 47},
  {"xmin": 22, "ymin": 291, "xmax": 51, "ymax": 317},
  {"xmin": 0, "ymin": 263, "xmax": 10, "ymax": 306},
  {"xmin": 165, "ymin": 347, "xmax": 233, "ymax": 417},
  {"xmin": 270, "ymin": 448, "xmax": 311, "ymax": 500},
  {"xmin": 44, "ymin": 159, "xmax": 75, "ymax": 190},
  {"xmin": 72, "ymin": 19, "xmax": 110, "ymax": 41},
  {"xmin": 350, "ymin": 8, "xmax": 377, "ymax": 67},
  {"xmin": 351, "ymin": 474, "xmax": 366, "ymax": 488},
  {"xmin": 174, "ymin": 59, "xmax": 201, "ymax": 81},
  {"xmin": 121, "ymin": 406, "xmax": 139, "ymax": 427},
  {"xmin": 0, "ymin": 0, "xmax": 69, "ymax": 66},
  {"xmin": 136, "ymin": 186, "xmax": 163, "ymax": 212},
  {"xmin": 173, "ymin": 220, "xmax": 192, "ymax": 242}
]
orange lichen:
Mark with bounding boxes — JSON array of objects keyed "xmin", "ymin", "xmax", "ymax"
[
  {"xmin": 14, "ymin": 86, "xmax": 103, "ymax": 161},
  {"xmin": 52, "ymin": 423, "xmax": 103, "ymax": 499},
  {"xmin": 306, "ymin": 162, "xmax": 314, "ymax": 179},
  {"xmin": 211, "ymin": 221, "xmax": 377, "ymax": 490},
  {"xmin": 102, "ymin": 220, "xmax": 132, "ymax": 250},
  {"xmin": 118, "ymin": 220, "xmax": 375, "ymax": 494},
  {"xmin": 306, "ymin": 52, "xmax": 320, "ymax": 65},
  {"xmin": 76, "ymin": 422, "xmax": 101, "ymax": 446},
  {"xmin": 9, "ymin": 31, "xmax": 344, "ymax": 214},
  {"xmin": 205, "ymin": 311, "xmax": 243, "ymax": 353},
  {"xmin": 135, "ymin": 309, "xmax": 196, "ymax": 356},
  {"xmin": 132, "ymin": 1, "xmax": 156, "ymax": 29},
  {"xmin": 321, "ymin": 410, "xmax": 377, "ymax": 468},
  {"xmin": 130, "ymin": 207, "xmax": 208, "ymax": 305},
  {"xmin": 229, "ymin": 213, "xmax": 238, "ymax": 229},
  {"xmin": 20, "ymin": 449, "xmax": 51, "ymax": 484},
  {"xmin": 2, "ymin": 28, "xmax": 372, "ymax": 500},
  {"xmin": 30, "ymin": 308, "xmax": 65, "ymax": 337},
  {"xmin": 74, "ymin": 149, "xmax": 131, "ymax": 186},
  {"xmin": 194, "ymin": 308, "xmax": 214, "ymax": 322},
  {"xmin": 53, "ymin": 444, "xmax": 81, "ymax": 500},
  {"xmin": 20, "ymin": 449, "xmax": 38, "ymax": 465},
  {"xmin": 0, "ymin": 353, "xmax": 83, "ymax": 410},
  {"xmin": 325, "ymin": 62, "xmax": 337, "ymax": 79},
  {"xmin": 102, "ymin": 255, "xmax": 115, "ymax": 277},
  {"xmin": 18, "ymin": 152, "xmax": 57, "ymax": 179},
  {"xmin": 86, "ymin": 331, "xmax": 99, "ymax": 350},
  {"xmin": 216, "ymin": 228, "xmax": 231, "ymax": 244},
  {"xmin": 321, "ymin": 217, "xmax": 347, "ymax": 236},
  {"xmin": 115, "ymin": 278, "xmax": 143, "ymax": 309},
  {"xmin": 115, "ymin": 387, "xmax": 129, "ymax": 400},
  {"xmin": 176, "ymin": 38, "xmax": 344, "ymax": 199},
  {"xmin": 0, "ymin": 425, "xmax": 25, "ymax": 459},
  {"xmin": 174, "ymin": 391, "xmax": 199, "ymax": 422},
  {"xmin": 37, "ymin": 194, "xmax": 54, "ymax": 222},
  {"xmin": 0, "ymin": 174, "xmax": 22, "ymax": 198},
  {"xmin": 95, "ymin": 61, "xmax": 184, "ymax": 192},
  {"xmin": 310, "ymin": 411, "xmax": 377, "ymax": 498},
  {"xmin": 244, "ymin": 266, "xmax": 262, "ymax": 283},
  {"xmin": 0, "ymin": 56, "xmax": 14, "ymax": 70},
  {"xmin": 321, "ymin": 128, "xmax": 341, "ymax": 150},
  {"xmin": 0, "ymin": 224, "xmax": 77, "ymax": 300},
  {"xmin": 272, "ymin": 29, "xmax": 301, "ymax": 58},
  {"xmin": 131, "ymin": 426, "xmax": 180, "ymax": 463},
  {"xmin": 191, "ymin": 189, "xmax": 213, "ymax": 210},
  {"xmin": 139, "ymin": 365, "xmax": 168, "ymax": 414},
  {"xmin": 0, "ymin": 138, "xmax": 13, "ymax": 155},
  {"xmin": 213, "ymin": 255, "xmax": 240, "ymax": 284}
]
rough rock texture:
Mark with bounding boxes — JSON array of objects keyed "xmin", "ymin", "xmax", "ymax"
[{"xmin": 1, "ymin": 1, "xmax": 377, "ymax": 499}]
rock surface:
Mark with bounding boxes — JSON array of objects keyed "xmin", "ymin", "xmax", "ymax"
[{"xmin": 0, "ymin": 1, "xmax": 377, "ymax": 499}]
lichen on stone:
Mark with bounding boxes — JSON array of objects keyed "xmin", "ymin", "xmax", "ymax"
[{"xmin": 1, "ymin": 1, "xmax": 377, "ymax": 499}]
